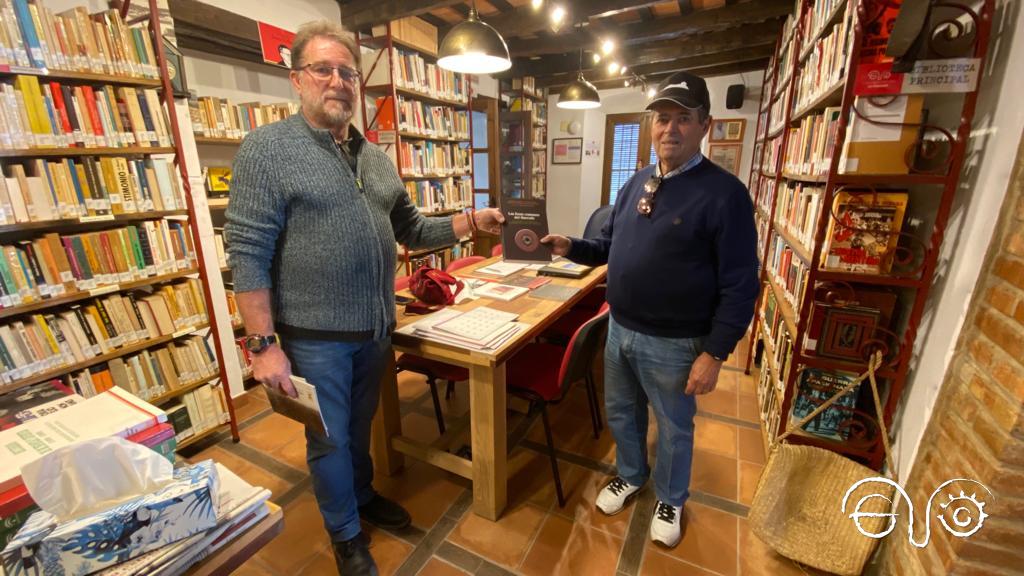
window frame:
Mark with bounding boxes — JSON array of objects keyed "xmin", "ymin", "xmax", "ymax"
[{"xmin": 601, "ymin": 112, "xmax": 653, "ymax": 206}]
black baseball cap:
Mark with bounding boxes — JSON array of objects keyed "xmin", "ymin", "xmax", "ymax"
[{"xmin": 645, "ymin": 71, "xmax": 710, "ymax": 111}]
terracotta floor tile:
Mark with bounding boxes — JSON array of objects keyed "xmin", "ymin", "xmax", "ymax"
[
  {"xmin": 507, "ymin": 447, "xmax": 567, "ymax": 510},
  {"xmin": 374, "ymin": 460, "xmax": 468, "ymax": 530},
  {"xmin": 298, "ymin": 548, "xmax": 338, "ymax": 575},
  {"xmin": 738, "ymin": 518, "xmax": 818, "ymax": 576},
  {"xmin": 520, "ymin": 513, "xmax": 624, "ymax": 576},
  {"xmin": 273, "ymin": 436, "xmax": 310, "ymax": 472},
  {"xmin": 402, "ymin": 410, "xmax": 448, "ymax": 441},
  {"xmin": 232, "ymin": 557, "xmax": 279, "ymax": 576},
  {"xmin": 448, "ymin": 501, "xmax": 548, "ymax": 570},
  {"xmin": 739, "ymin": 462, "xmax": 764, "ymax": 506},
  {"xmin": 697, "ymin": 388, "xmax": 739, "ymax": 418},
  {"xmin": 649, "ymin": 501, "xmax": 738, "ymax": 576},
  {"xmin": 690, "ymin": 449, "xmax": 739, "ymax": 502},
  {"xmin": 364, "ymin": 524, "xmax": 415, "ymax": 576},
  {"xmin": 736, "ymin": 394, "xmax": 760, "ymax": 424},
  {"xmin": 552, "ymin": 465, "xmax": 632, "ymax": 539},
  {"xmin": 256, "ymin": 492, "xmax": 331, "ymax": 573},
  {"xmin": 640, "ymin": 550, "xmax": 720, "ymax": 576},
  {"xmin": 233, "ymin": 387, "xmax": 271, "ymax": 423},
  {"xmin": 737, "ymin": 371, "xmax": 758, "ymax": 396},
  {"xmin": 418, "ymin": 557, "xmax": 471, "ymax": 576},
  {"xmin": 190, "ymin": 446, "xmax": 293, "ymax": 502},
  {"xmin": 242, "ymin": 413, "xmax": 307, "ymax": 454},
  {"xmin": 737, "ymin": 427, "xmax": 767, "ymax": 465},
  {"xmin": 397, "ymin": 368, "xmax": 434, "ymax": 403},
  {"xmin": 693, "ymin": 416, "xmax": 738, "ymax": 458},
  {"xmin": 715, "ymin": 370, "xmax": 741, "ymax": 392},
  {"xmin": 525, "ymin": 406, "xmax": 601, "ymax": 461},
  {"xmin": 441, "ymin": 379, "xmax": 471, "ymax": 419}
]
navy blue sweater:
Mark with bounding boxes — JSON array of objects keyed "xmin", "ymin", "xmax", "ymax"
[{"xmin": 568, "ymin": 158, "xmax": 760, "ymax": 359}]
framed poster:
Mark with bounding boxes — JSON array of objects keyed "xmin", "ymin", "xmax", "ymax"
[
  {"xmin": 708, "ymin": 143, "xmax": 743, "ymax": 176},
  {"xmin": 258, "ymin": 21, "xmax": 296, "ymax": 69},
  {"xmin": 551, "ymin": 138, "xmax": 583, "ymax": 165},
  {"xmin": 710, "ymin": 118, "xmax": 746, "ymax": 142}
]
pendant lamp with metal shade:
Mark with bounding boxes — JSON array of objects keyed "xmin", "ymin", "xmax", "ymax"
[
  {"xmin": 437, "ymin": 2, "xmax": 512, "ymax": 75},
  {"xmin": 558, "ymin": 39, "xmax": 600, "ymax": 109}
]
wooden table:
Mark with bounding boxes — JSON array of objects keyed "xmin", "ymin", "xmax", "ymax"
[
  {"xmin": 372, "ymin": 258, "xmax": 607, "ymax": 520},
  {"xmin": 184, "ymin": 502, "xmax": 284, "ymax": 576}
]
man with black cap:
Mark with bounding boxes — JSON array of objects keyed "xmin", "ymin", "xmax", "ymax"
[{"xmin": 541, "ymin": 71, "xmax": 759, "ymax": 548}]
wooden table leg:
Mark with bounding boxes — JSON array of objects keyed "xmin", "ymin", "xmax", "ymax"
[
  {"xmin": 372, "ymin": 350, "xmax": 403, "ymax": 475},
  {"xmin": 470, "ymin": 363, "xmax": 507, "ymax": 520}
]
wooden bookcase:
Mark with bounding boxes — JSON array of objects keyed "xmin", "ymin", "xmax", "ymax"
[
  {"xmin": 500, "ymin": 77, "xmax": 548, "ymax": 199},
  {"xmin": 746, "ymin": 0, "xmax": 995, "ymax": 468},
  {"xmin": 357, "ymin": 21, "xmax": 475, "ymax": 276},
  {"xmin": 0, "ymin": 0, "xmax": 239, "ymax": 447}
]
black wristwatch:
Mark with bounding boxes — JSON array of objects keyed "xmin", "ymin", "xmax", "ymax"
[{"xmin": 243, "ymin": 333, "xmax": 279, "ymax": 354}]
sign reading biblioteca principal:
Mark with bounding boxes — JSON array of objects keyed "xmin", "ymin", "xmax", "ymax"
[{"xmin": 854, "ymin": 58, "xmax": 981, "ymax": 95}]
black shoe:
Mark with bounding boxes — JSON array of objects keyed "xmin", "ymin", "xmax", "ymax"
[
  {"xmin": 358, "ymin": 494, "xmax": 411, "ymax": 530},
  {"xmin": 332, "ymin": 533, "xmax": 378, "ymax": 576}
]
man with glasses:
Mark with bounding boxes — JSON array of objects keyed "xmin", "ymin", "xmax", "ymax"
[
  {"xmin": 541, "ymin": 71, "xmax": 759, "ymax": 548},
  {"xmin": 226, "ymin": 21, "xmax": 504, "ymax": 576}
]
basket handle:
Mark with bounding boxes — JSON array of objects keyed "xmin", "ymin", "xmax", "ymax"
[{"xmin": 774, "ymin": 351, "xmax": 896, "ymax": 474}]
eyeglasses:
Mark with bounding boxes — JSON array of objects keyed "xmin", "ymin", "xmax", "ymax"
[
  {"xmin": 637, "ymin": 176, "xmax": 662, "ymax": 217},
  {"xmin": 301, "ymin": 63, "xmax": 361, "ymax": 84}
]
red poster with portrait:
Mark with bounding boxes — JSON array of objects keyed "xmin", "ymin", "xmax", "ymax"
[{"xmin": 258, "ymin": 22, "xmax": 296, "ymax": 69}]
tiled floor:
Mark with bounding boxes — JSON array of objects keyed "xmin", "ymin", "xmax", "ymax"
[{"xmin": 182, "ymin": 347, "xmax": 817, "ymax": 576}]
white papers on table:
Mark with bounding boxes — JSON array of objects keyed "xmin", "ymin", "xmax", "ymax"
[
  {"xmin": 475, "ymin": 261, "xmax": 528, "ymax": 277},
  {"xmin": 396, "ymin": 307, "xmax": 526, "ymax": 351},
  {"xmin": 525, "ymin": 263, "xmax": 546, "ymax": 271}
]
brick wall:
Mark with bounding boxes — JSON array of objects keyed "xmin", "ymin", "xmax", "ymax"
[{"xmin": 871, "ymin": 132, "xmax": 1024, "ymax": 574}]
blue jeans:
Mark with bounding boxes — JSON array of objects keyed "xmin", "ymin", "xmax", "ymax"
[
  {"xmin": 283, "ymin": 337, "xmax": 390, "ymax": 542},
  {"xmin": 604, "ymin": 317, "xmax": 703, "ymax": 507}
]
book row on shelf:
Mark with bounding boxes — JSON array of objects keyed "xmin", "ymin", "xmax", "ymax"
[
  {"xmin": 0, "ymin": 2, "xmax": 159, "ymax": 78},
  {"xmin": 224, "ymin": 288, "xmax": 239, "ymax": 327},
  {"xmin": 374, "ymin": 95, "xmax": 469, "ymax": 140},
  {"xmin": 187, "ymin": 95, "xmax": 298, "ymax": 141},
  {"xmin": 380, "ymin": 47, "xmax": 469, "ymax": 104},
  {"xmin": 772, "ymin": 180, "xmax": 824, "ymax": 253},
  {"xmin": 405, "ymin": 176, "xmax": 471, "ymax": 213},
  {"xmin": 510, "ymin": 76, "xmax": 540, "ymax": 97},
  {"xmin": 782, "ymin": 107, "xmax": 840, "ymax": 177},
  {"xmin": 70, "ymin": 332, "xmax": 215, "ymax": 400},
  {"xmin": 766, "ymin": 85, "xmax": 789, "ymax": 135},
  {"xmin": 405, "ymin": 239, "xmax": 474, "ymax": 274},
  {"xmin": 800, "ymin": 0, "xmax": 846, "ymax": 47},
  {"xmin": 0, "ymin": 219, "xmax": 194, "ymax": 307},
  {"xmin": 0, "ymin": 276, "xmax": 208, "ymax": 385},
  {"xmin": 166, "ymin": 380, "xmax": 229, "ymax": 442},
  {"xmin": 792, "ymin": 10, "xmax": 850, "ymax": 112},
  {"xmin": 760, "ymin": 133, "xmax": 782, "ymax": 174},
  {"xmin": 214, "ymin": 229, "xmax": 227, "ymax": 268},
  {"xmin": 2, "ymin": 155, "xmax": 184, "ymax": 222},
  {"xmin": 766, "ymin": 233, "xmax": 809, "ymax": 308},
  {"xmin": 397, "ymin": 139, "xmax": 471, "ymax": 178},
  {"xmin": 2, "ymin": 76, "xmax": 171, "ymax": 150}
]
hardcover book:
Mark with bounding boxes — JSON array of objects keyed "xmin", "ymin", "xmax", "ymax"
[
  {"xmin": 790, "ymin": 368, "xmax": 860, "ymax": 441},
  {"xmin": 537, "ymin": 257, "xmax": 592, "ymax": 279},
  {"xmin": 499, "ymin": 197, "xmax": 552, "ymax": 263},
  {"xmin": 821, "ymin": 191, "xmax": 908, "ymax": 274}
]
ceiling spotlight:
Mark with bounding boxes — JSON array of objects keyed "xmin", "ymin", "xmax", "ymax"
[
  {"xmin": 620, "ymin": 66, "xmax": 627, "ymax": 74},
  {"xmin": 607, "ymin": 61, "xmax": 619, "ymax": 74},
  {"xmin": 550, "ymin": 5, "xmax": 566, "ymax": 27},
  {"xmin": 592, "ymin": 53, "xmax": 601, "ymax": 64},
  {"xmin": 624, "ymin": 79, "xmax": 630, "ymax": 87},
  {"xmin": 647, "ymin": 86, "xmax": 657, "ymax": 98},
  {"xmin": 531, "ymin": 0, "xmax": 543, "ymax": 9},
  {"xmin": 601, "ymin": 39, "xmax": 614, "ymax": 55}
]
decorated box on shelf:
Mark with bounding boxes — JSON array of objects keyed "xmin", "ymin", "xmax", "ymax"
[{"xmin": 1, "ymin": 460, "xmax": 219, "ymax": 576}]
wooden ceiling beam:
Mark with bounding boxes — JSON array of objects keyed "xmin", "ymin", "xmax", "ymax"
[
  {"xmin": 506, "ymin": 0, "xmax": 790, "ymax": 57},
  {"xmin": 536, "ymin": 44, "xmax": 775, "ymax": 88},
  {"xmin": 515, "ymin": 19, "xmax": 781, "ymax": 78},
  {"xmin": 340, "ymin": 0, "xmax": 465, "ymax": 31},
  {"xmin": 558, "ymin": 58, "xmax": 770, "ymax": 92},
  {"xmin": 484, "ymin": 1, "xmax": 663, "ymax": 39}
]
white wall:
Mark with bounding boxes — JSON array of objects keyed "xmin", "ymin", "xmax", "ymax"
[
  {"xmin": 894, "ymin": 0, "xmax": 1024, "ymax": 480},
  {"xmin": 546, "ymin": 71, "xmax": 765, "ymax": 236}
]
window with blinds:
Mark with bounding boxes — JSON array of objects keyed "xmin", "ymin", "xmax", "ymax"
[{"xmin": 609, "ymin": 123, "xmax": 641, "ymax": 205}]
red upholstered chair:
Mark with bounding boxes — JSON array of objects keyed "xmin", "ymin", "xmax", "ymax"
[
  {"xmin": 491, "ymin": 244, "xmax": 503, "ymax": 257},
  {"xmin": 505, "ymin": 305, "xmax": 610, "ymax": 507},
  {"xmin": 394, "ymin": 275, "xmax": 410, "ymax": 291},
  {"xmin": 446, "ymin": 255, "xmax": 485, "ymax": 273}
]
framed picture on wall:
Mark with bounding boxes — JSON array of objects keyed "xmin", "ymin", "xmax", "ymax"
[
  {"xmin": 710, "ymin": 118, "xmax": 746, "ymax": 142},
  {"xmin": 552, "ymin": 138, "xmax": 583, "ymax": 164},
  {"xmin": 708, "ymin": 143, "xmax": 743, "ymax": 176}
]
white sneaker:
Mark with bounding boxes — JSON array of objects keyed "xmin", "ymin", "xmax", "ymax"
[
  {"xmin": 650, "ymin": 500, "xmax": 683, "ymax": 548},
  {"xmin": 595, "ymin": 477, "xmax": 642, "ymax": 515}
]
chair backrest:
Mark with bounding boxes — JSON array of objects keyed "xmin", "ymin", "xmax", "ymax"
[
  {"xmin": 395, "ymin": 275, "xmax": 411, "ymax": 291},
  {"xmin": 583, "ymin": 205, "xmax": 614, "ymax": 239},
  {"xmin": 491, "ymin": 244, "xmax": 503, "ymax": 257},
  {"xmin": 446, "ymin": 255, "xmax": 486, "ymax": 273},
  {"xmin": 557, "ymin": 307, "xmax": 610, "ymax": 393}
]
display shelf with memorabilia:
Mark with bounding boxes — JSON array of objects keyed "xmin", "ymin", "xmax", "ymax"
[
  {"xmin": 500, "ymin": 76, "xmax": 547, "ymax": 199},
  {"xmin": 357, "ymin": 18, "xmax": 475, "ymax": 275},
  {"xmin": 0, "ymin": 0, "xmax": 239, "ymax": 450},
  {"xmin": 745, "ymin": 0, "xmax": 995, "ymax": 470}
]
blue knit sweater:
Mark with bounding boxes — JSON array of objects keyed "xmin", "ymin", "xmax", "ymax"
[
  {"xmin": 225, "ymin": 114, "xmax": 457, "ymax": 340},
  {"xmin": 567, "ymin": 158, "xmax": 759, "ymax": 359}
]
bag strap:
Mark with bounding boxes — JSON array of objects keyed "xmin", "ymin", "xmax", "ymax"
[
  {"xmin": 423, "ymin": 269, "xmax": 464, "ymax": 304},
  {"xmin": 773, "ymin": 351, "xmax": 895, "ymax": 474}
]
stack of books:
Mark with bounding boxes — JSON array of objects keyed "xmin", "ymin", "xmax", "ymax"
[{"xmin": 397, "ymin": 306, "xmax": 525, "ymax": 351}]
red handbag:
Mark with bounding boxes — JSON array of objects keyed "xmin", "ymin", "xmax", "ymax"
[{"xmin": 405, "ymin": 266, "xmax": 463, "ymax": 314}]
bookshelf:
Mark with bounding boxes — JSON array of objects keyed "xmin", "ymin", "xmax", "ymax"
[
  {"xmin": 358, "ymin": 20, "xmax": 475, "ymax": 275},
  {"xmin": 745, "ymin": 0, "xmax": 995, "ymax": 469},
  {"xmin": 0, "ymin": 0, "xmax": 239, "ymax": 447},
  {"xmin": 500, "ymin": 76, "xmax": 547, "ymax": 199}
]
